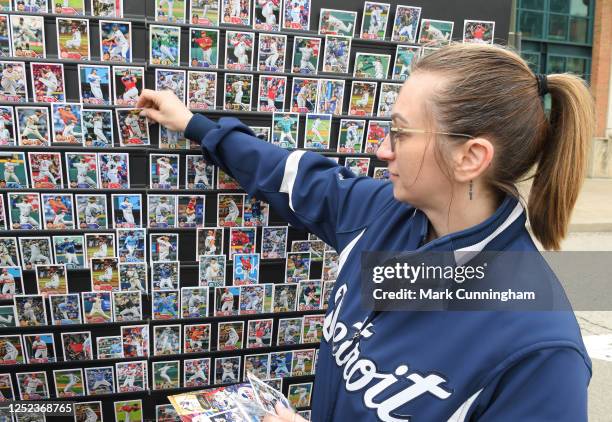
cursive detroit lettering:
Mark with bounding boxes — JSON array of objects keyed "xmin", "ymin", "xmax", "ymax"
[{"xmin": 323, "ymin": 284, "xmax": 453, "ymax": 422}]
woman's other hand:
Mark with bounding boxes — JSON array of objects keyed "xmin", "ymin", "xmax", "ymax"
[
  {"xmin": 136, "ymin": 89, "xmax": 194, "ymax": 133},
  {"xmin": 262, "ymin": 404, "xmax": 309, "ymax": 422}
]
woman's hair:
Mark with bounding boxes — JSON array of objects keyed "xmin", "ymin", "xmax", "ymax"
[{"xmin": 412, "ymin": 43, "xmax": 595, "ymax": 251}]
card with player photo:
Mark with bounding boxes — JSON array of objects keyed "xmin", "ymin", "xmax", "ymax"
[
  {"xmin": 304, "ymin": 113, "xmax": 331, "ymax": 149},
  {"xmin": 155, "ymin": 68, "xmax": 186, "ymax": 102},
  {"xmin": 291, "ymin": 36, "xmax": 319, "ymax": 75},
  {"xmin": 272, "ymin": 283, "xmax": 296, "ymax": 312},
  {"xmin": 0, "ymin": 151, "xmax": 27, "ymax": 188},
  {"xmin": 0, "ymin": 62, "xmax": 27, "ymax": 104},
  {"xmin": 225, "ymin": 31, "xmax": 254, "ymax": 71},
  {"xmin": 0, "ymin": 373, "xmax": 15, "ymax": 401},
  {"xmin": 247, "ymin": 318, "xmax": 272, "ymax": 348},
  {"xmin": 271, "ymin": 112, "xmax": 298, "ymax": 149},
  {"xmin": 349, "ymin": 81, "xmax": 377, "ymax": 116},
  {"xmin": 361, "ymin": 2, "xmax": 390, "ymax": 40},
  {"xmin": 322, "ymin": 35, "xmax": 350, "ymax": 73},
  {"xmin": 175, "ymin": 196, "xmax": 203, "ymax": 229},
  {"xmin": 150, "ymin": 153, "xmax": 179, "ymax": 189},
  {"xmin": 150, "ymin": 24, "xmax": 181, "ymax": 66},
  {"xmin": 152, "ymin": 289, "xmax": 179, "ymax": 320},
  {"xmin": 249, "ymin": 372, "xmax": 292, "ymax": 414},
  {"xmin": 233, "ymin": 253, "xmax": 259, "ymax": 285},
  {"xmin": 82, "ymin": 109, "xmax": 114, "ymax": 147},
  {"xmin": 463, "ymin": 19, "xmax": 495, "ymax": 44},
  {"xmin": 53, "ymin": 368, "xmax": 84, "ymax": 398},
  {"xmin": 365, "ymin": 119, "xmax": 390, "ymax": 154},
  {"xmin": 217, "ymin": 193, "xmax": 244, "ymax": 227},
  {"xmin": 23, "ymin": 332, "xmax": 56, "ymax": 363},
  {"xmin": 254, "ymin": 0, "xmax": 280, "ymax": 30},
  {"xmin": 258, "ymin": 75, "xmax": 286, "ymax": 113},
  {"xmin": 30, "ymin": 63, "xmax": 65, "ymax": 102},
  {"xmin": 155, "ymin": 0, "xmax": 186, "ymax": 23},
  {"xmin": 75, "ymin": 194, "xmax": 107, "ymax": 229},
  {"xmin": 150, "ymin": 233, "xmax": 178, "ymax": 262},
  {"xmin": 113, "ymin": 65, "xmax": 143, "ymax": 106},
  {"xmin": 65, "ymin": 153, "xmax": 97, "ymax": 190},
  {"xmin": 196, "ymin": 227, "xmax": 224, "ymax": 257},
  {"xmin": 322, "ymin": 279, "xmax": 335, "ymax": 308},
  {"xmin": 239, "ymin": 284, "xmax": 265, "ymax": 314},
  {"xmin": 84, "ymin": 366, "xmax": 115, "ymax": 395},
  {"xmin": 117, "ymin": 228, "xmax": 146, "ymax": 263},
  {"xmin": 270, "ymin": 351, "xmax": 292, "ymax": 378},
  {"xmin": 74, "ymin": 402, "xmax": 104, "ymax": 422},
  {"xmin": 160, "ymin": 124, "xmax": 189, "ymax": 150},
  {"xmin": 119, "ymin": 262, "xmax": 147, "ymax": 292},
  {"xmin": 148, "ymin": 194, "xmax": 177, "ymax": 228},
  {"xmin": 7, "ymin": 192, "xmax": 41, "ymax": 230},
  {"xmin": 15, "ymin": 106, "xmax": 50, "ymax": 146},
  {"xmin": 373, "ymin": 166, "xmax": 389, "ymax": 180},
  {"xmin": 79, "ymin": 65, "xmax": 111, "ymax": 105},
  {"xmin": 283, "ymin": 0, "xmax": 309, "ymax": 30},
  {"xmin": 244, "ymin": 353, "xmax": 269, "ymax": 380},
  {"xmin": 153, "ymin": 324, "xmax": 181, "ymax": 356},
  {"xmin": 243, "ymin": 195, "xmax": 268, "ymax": 226},
  {"xmin": 180, "ymin": 286, "xmax": 208, "ymax": 318},
  {"xmin": 218, "ymin": 320, "xmax": 244, "ymax": 351},
  {"xmin": 190, "ymin": 0, "xmax": 219, "ymax": 25},
  {"xmin": 184, "ymin": 323, "xmax": 211, "ymax": 354},
  {"xmin": 215, "ymin": 356, "xmax": 240, "ymax": 385},
  {"xmin": 419, "ymin": 19, "xmax": 454, "ymax": 46},
  {"xmin": 189, "ymin": 28, "xmax": 218, "ymax": 68},
  {"xmin": 228, "ymin": 227, "xmax": 255, "ymax": 258},
  {"xmin": 91, "ymin": 0, "xmax": 122, "ymax": 17},
  {"xmin": 116, "ymin": 108, "xmax": 150, "ymax": 146},
  {"xmin": 217, "ymin": 168, "xmax": 240, "ymax": 190},
  {"xmin": 111, "ymin": 194, "xmax": 142, "ymax": 228},
  {"xmin": 184, "ymin": 357, "xmax": 210, "ymax": 387},
  {"xmin": 152, "ymin": 360, "xmax": 180, "ymax": 391},
  {"xmin": 261, "ymin": 226, "xmax": 287, "ymax": 259},
  {"xmin": 0, "ymin": 106, "xmax": 15, "ymax": 146},
  {"xmin": 112, "ymin": 290, "xmax": 142, "ymax": 322},
  {"xmin": 337, "ymin": 119, "xmax": 365, "ymax": 153},
  {"xmin": 198, "ymin": 254, "xmax": 225, "ymax": 287},
  {"xmin": 391, "ymin": 5, "xmax": 421, "ymax": 43},
  {"xmin": 285, "ymin": 251, "xmax": 311, "ymax": 283},
  {"xmin": 0, "ymin": 15, "xmax": 11, "ymax": 57},
  {"xmin": 10, "ymin": 15, "xmax": 45, "ymax": 58},
  {"xmin": 258, "ymin": 34, "xmax": 286, "ymax": 72},
  {"xmin": 51, "ymin": 103, "xmax": 83, "ymax": 145},
  {"xmin": 322, "ymin": 249, "xmax": 339, "ymax": 281},
  {"xmin": 28, "ymin": 152, "xmax": 63, "ymax": 189},
  {"xmin": 0, "ymin": 335, "xmax": 24, "ymax": 364},
  {"xmin": 353, "ymin": 52, "xmax": 390, "ymax": 80},
  {"xmin": 53, "ymin": 0, "xmax": 86, "ymax": 14},
  {"xmin": 319, "ymin": 9, "xmax": 356, "ymax": 36},
  {"xmin": 291, "ymin": 239, "xmax": 323, "ymax": 261},
  {"xmin": 0, "ymin": 266, "xmax": 22, "ymax": 300},
  {"xmin": 151, "ymin": 260, "xmax": 180, "ymax": 290},
  {"xmin": 316, "ymin": 78, "xmax": 345, "ymax": 115},
  {"xmin": 61, "ymin": 331, "xmax": 93, "ymax": 361},
  {"xmin": 35, "ymin": 263, "xmax": 67, "ymax": 296},
  {"xmin": 0, "ymin": 199, "xmax": 5, "ymax": 230},
  {"xmin": 302, "ymin": 314, "xmax": 324, "ymax": 343},
  {"xmin": 345, "ymin": 156, "xmax": 370, "ymax": 177},
  {"xmin": 14, "ymin": 0, "xmax": 46, "ymax": 12},
  {"xmin": 377, "ymin": 82, "xmax": 400, "ymax": 117},
  {"xmin": 277, "ymin": 317, "xmax": 302, "ymax": 345},
  {"xmin": 251, "ymin": 126, "xmax": 270, "ymax": 141},
  {"xmin": 221, "ymin": 0, "xmax": 250, "ymax": 25},
  {"xmin": 84, "ymin": 233, "xmax": 115, "ymax": 263},
  {"xmin": 291, "ymin": 349, "xmax": 315, "ymax": 376},
  {"xmin": 185, "ymin": 155, "xmax": 214, "ymax": 190},
  {"xmin": 49, "ymin": 293, "xmax": 82, "ymax": 325},
  {"xmin": 116, "ymin": 360, "xmax": 147, "ymax": 392},
  {"xmin": 100, "ymin": 20, "xmax": 132, "ymax": 62},
  {"xmin": 0, "ymin": 240, "xmax": 18, "ymax": 269},
  {"xmin": 56, "ymin": 17, "xmax": 90, "ymax": 60},
  {"xmin": 98, "ymin": 152, "xmax": 130, "ymax": 188},
  {"xmin": 121, "ymin": 324, "xmax": 149, "ymax": 357},
  {"xmin": 16, "ymin": 371, "xmax": 49, "ymax": 400},
  {"xmin": 392, "ymin": 45, "xmax": 420, "ymax": 81},
  {"xmin": 214, "ymin": 286, "xmax": 239, "ymax": 316},
  {"xmin": 97, "ymin": 336, "xmax": 122, "ymax": 359},
  {"xmin": 297, "ymin": 279, "xmax": 322, "ymax": 310},
  {"xmin": 288, "ymin": 382, "xmax": 313, "ymax": 408},
  {"xmin": 187, "ymin": 71, "xmax": 217, "ymax": 110},
  {"xmin": 18, "ymin": 237, "xmax": 52, "ymax": 270},
  {"xmin": 224, "ymin": 73, "xmax": 253, "ymax": 111},
  {"xmin": 90, "ymin": 257, "xmax": 119, "ymax": 291}
]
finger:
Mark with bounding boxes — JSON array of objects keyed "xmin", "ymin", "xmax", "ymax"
[
  {"xmin": 262, "ymin": 415, "xmax": 283, "ymax": 422},
  {"xmin": 140, "ymin": 107, "xmax": 163, "ymax": 124},
  {"xmin": 136, "ymin": 89, "xmax": 160, "ymax": 108},
  {"xmin": 276, "ymin": 404, "xmax": 297, "ymax": 419}
]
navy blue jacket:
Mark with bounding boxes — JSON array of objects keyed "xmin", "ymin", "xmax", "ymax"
[{"xmin": 185, "ymin": 114, "xmax": 591, "ymax": 422}]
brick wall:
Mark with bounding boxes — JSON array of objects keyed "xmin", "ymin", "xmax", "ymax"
[{"xmin": 591, "ymin": 0, "xmax": 612, "ymax": 137}]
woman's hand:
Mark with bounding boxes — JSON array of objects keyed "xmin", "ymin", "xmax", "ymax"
[
  {"xmin": 136, "ymin": 89, "xmax": 194, "ymax": 133},
  {"xmin": 262, "ymin": 404, "xmax": 308, "ymax": 422}
]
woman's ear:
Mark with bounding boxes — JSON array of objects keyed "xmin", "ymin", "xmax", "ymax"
[{"xmin": 453, "ymin": 137, "xmax": 494, "ymax": 183}]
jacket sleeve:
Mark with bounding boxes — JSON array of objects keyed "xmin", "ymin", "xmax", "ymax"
[
  {"xmin": 184, "ymin": 113, "xmax": 393, "ymax": 252},
  {"xmin": 474, "ymin": 348, "xmax": 590, "ymax": 421}
]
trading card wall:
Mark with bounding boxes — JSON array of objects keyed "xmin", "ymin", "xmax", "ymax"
[
  {"xmin": 148, "ymin": 194, "xmax": 177, "ymax": 228},
  {"xmin": 152, "ymin": 289, "xmax": 179, "ymax": 319},
  {"xmin": 214, "ymin": 356, "xmax": 240, "ymax": 384},
  {"xmin": 0, "ymin": 61, "xmax": 27, "ymax": 102},
  {"xmin": 0, "ymin": 151, "xmax": 27, "ymax": 188},
  {"xmin": 74, "ymin": 402, "xmax": 104, "ymax": 422},
  {"xmin": 54, "ymin": 368, "xmax": 85, "ymax": 397},
  {"xmin": 57, "ymin": 17, "xmax": 90, "ymax": 60},
  {"xmin": 10, "ymin": 15, "xmax": 45, "ymax": 58},
  {"xmin": 186, "ymin": 154, "xmax": 214, "ymax": 189},
  {"xmin": 0, "ymin": 373, "xmax": 15, "ymax": 400},
  {"xmin": 230, "ymin": 226, "xmax": 256, "ymax": 258},
  {"xmin": 36, "ymin": 263, "xmax": 68, "ymax": 296},
  {"xmin": 118, "ymin": 262, "xmax": 148, "ymax": 292},
  {"xmin": 61, "ymin": 331, "xmax": 93, "ymax": 361},
  {"xmin": 184, "ymin": 323, "xmax": 211, "ymax": 353},
  {"xmin": 100, "ymin": 20, "xmax": 132, "ymax": 62},
  {"xmin": 150, "ymin": 233, "xmax": 178, "ymax": 262},
  {"xmin": 0, "ymin": 335, "xmax": 24, "ymax": 364},
  {"xmin": 113, "ymin": 291, "xmax": 142, "ymax": 321},
  {"xmin": 153, "ymin": 360, "xmax": 180, "ymax": 390},
  {"xmin": 253, "ymin": 0, "xmax": 280, "ymax": 30},
  {"xmin": 345, "ymin": 156, "xmax": 370, "ymax": 177},
  {"xmin": 337, "ymin": 119, "xmax": 365, "ymax": 153},
  {"xmin": 152, "ymin": 260, "xmax": 180, "ymax": 290},
  {"xmin": 190, "ymin": 0, "xmax": 219, "ymax": 25},
  {"xmin": 184, "ymin": 357, "xmax": 210, "ymax": 386},
  {"xmin": 354, "ymin": 52, "xmax": 390, "ymax": 79},
  {"xmin": 14, "ymin": 294, "xmax": 47, "ymax": 326},
  {"xmin": 16, "ymin": 371, "xmax": 49, "ymax": 400},
  {"xmin": 243, "ymin": 195, "xmax": 268, "ymax": 226},
  {"xmin": 84, "ymin": 233, "xmax": 115, "ymax": 263},
  {"xmin": 90, "ymin": 257, "xmax": 120, "ymax": 291},
  {"xmin": 196, "ymin": 227, "xmax": 224, "ymax": 257}
]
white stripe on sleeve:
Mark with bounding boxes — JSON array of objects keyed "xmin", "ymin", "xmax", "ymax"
[{"xmin": 279, "ymin": 150, "xmax": 306, "ymax": 212}]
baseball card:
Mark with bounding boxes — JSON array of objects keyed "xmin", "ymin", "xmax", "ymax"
[
  {"xmin": 261, "ymin": 226, "xmax": 287, "ymax": 259},
  {"xmin": 28, "ymin": 152, "xmax": 63, "ymax": 189},
  {"xmin": 304, "ymin": 113, "xmax": 331, "ymax": 149},
  {"xmin": 273, "ymin": 283, "xmax": 296, "ymax": 312},
  {"xmin": 284, "ymin": 251, "xmax": 310, "ymax": 283},
  {"xmin": 82, "ymin": 109, "xmax": 114, "ymax": 147},
  {"xmin": 90, "ymin": 257, "xmax": 119, "ymax": 291},
  {"xmin": 230, "ymin": 226, "xmax": 256, "ymax": 258},
  {"xmin": 111, "ymin": 194, "xmax": 142, "ymax": 228},
  {"xmin": 271, "ymin": 112, "xmax": 298, "ymax": 149},
  {"xmin": 419, "ymin": 19, "xmax": 455, "ymax": 46},
  {"xmin": 217, "ymin": 168, "xmax": 240, "ymax": 189},
  {"xmin": 79, "ymin": 64, "xmax": 111, "ymax": 105},
  {"xmin": 8, "ymin": 192, "xmax": 41, "ymax": 230},
  {"xmin": 51, "ymin": 103, "xmax": 84, "ymax": 145},
  {"xmin": 198, "ymin": 254, "xmax": 225, "ymax": 287},
  {"xmin": 217, "ymin": 193, "xmax": 244, "ymax": 227},
  {"xmin": 322, "ymin": 35, "xmax": 350, "ymax": 73},
  {"xmin": 243, "ymin": 195, "xmax": 268, "ymax": 226},
  {"xmin": 91, "ymin": 0, "xmax": 122, "ymax": 17},
  {"xmin": 251, "ymin": 126, "xmax": 270, "ymax": 141},
  {"xmin": 119, "ymin": 262, "xmax": 147, "ymax": 292},
  {"xmin": 319, "ymin": 9, "xmax": 356, "ymax": 36},
  {"xmin": 258, "ymin": 75, "xmax": 286, "ymax": 113},
  {"xmin": 366, "ymin": 120, "xmax": 389, "ymax": 154},
  {"xmin": 277, "ymin": 317, "xmax": 302, "ymax": 345},
  {"xmin": 221, "ymin": 0, "xmax": 250, "ymax": 25},
  {"xmin": 0, "ymin": 335, "xmax": 23, "ymax": 364},
  {"xmin": 269, "ymin": 351, "xmax": 292, "ymax": 378},
  {"xmin": 247, "ymin": 319, "xmax": 272, "ymax": 348},
  {"xmin": 180, "ymin": 286, "xmax": 208, "ymax": 318},
  {"xmin": 186, "ymin": 155, "xmax": 214, "ymax": 189},
  {"xmin": 218, "ymin": 321, "xmax": 244, "ymax": 351},
  {"xmin": 233, "ymin": 253, "xmax": 259, "ymax": 285},
  {"xmin": 84, "ymin": 233, "xmax": 115, "ymax": 262},
  {"xmin": 0, "ymin": 373, "xmax": 14, "ymax": 401},
  {"xmin": 0, "ymin": 106, "xmax": 15, "ymax": 146},
  {"xmin": 153, "ymin": 325, "xmax": 181, "ymax": 355},
  {"xmin": 121, "ymin": 325, "xmax": 149, "ymax": 357},
  {"xmin": 239, "ymin": 284, "xmax": 265, "ymax": 314},
  {"xmin": 322, "ymin": 249, "xmax": 339, "ymax": 280},
  {"xmin": 61, "ymin": 331, "xmax": 93, "ymax": 361},
  {"xmin": 53, "ymin": 0, "xmax": 85, "ymax": 14},
  {"xmin": 184, "ymin": 323, "xmax": 211, "ymax": 353},
  {"xmin": 283, "ymin": 0, "xmax": 310, "ymax": 30},
  {"xmin": 292, "ymin": 239, "xmax": 323, "ymax": 261},
  {"xmin": 249, "ymin": 372, "xmax": 292, "ymax": 414},
  {"xmin": 463, "ymin": 19, "xmax": 495, "ymax": 44},
  {"xmin": 361, "ymin": 2, "xmax": 390, "ymax": 40},
  {"xmin": 155, "ymin": 68, "xmax": 186, "ymax": 101},
  {"xmin": 225, "ymin": 30, "xmax": 254, "ymax": 70},
  {"xmin": 150, "ymin": 24, "xmax": 181, "ymax": 66},
  {"xmin": 0, "ymin": 152, "xmax": 24, "ymax": 188},
  {"xmin": 56, "ymin": 18, "xmax": 90, "ymax": 60},
  {"xmin": 10, "ymin": 15, "xmax": 45, "ymax": 58},
  {"xmin": 214, "ymin": 356, "xmax": 240, "ymax": 385},
  {"xmin": 0, "ymin": 309, "xmax": 12, "ymax": 328},
  {"xmin": 151, "ymin": 261, "xmax": 179, "ymax": 290},
  {"xmin": 150, "ymin": 233, "xmax": 178, "ymax": 262},
  {"xmin": 349, "ymin": 81, "xmax": 377, "ymax": 116},
  {"xmin": 258, "ymin": 33, "xmax": 286, "ymax": 72},
  {"xmin": 373, "ymin": 166, "xmax": 389, "ymax": 180},
  {"xmin": 196, "ymin": 227, "xmax": 224, "ymax": 257},
  {"xmin": 112, "ymin": 290, "xmax": 142, "ymax": 321},
  {"xmin": 345, "ymin": 156, "xmax": 370, "ymax": 176},
  {"xmin": 291, "ymin": 37, "xmax": 319, "ymax": 76},
  {"xmin": 0, "ymin": 1, "xmax": 6, "ymax": 11},
  {"xmin": 23, "ymin": 332, "xmax": 55, "ymax": 363},
  {"xmin": 153, "ymin": 361, "xmax": 180, "ymax": 391},
  {"xmin": 303, "ymin": 314, "xmax": 324, "ymax": 343},
  {"xmin": 298, "ymin": 279, "xmax": 321, "ymax": 310},
  {"xmin": 184, "ymin": 357, "xmax": 210, "ymax": 387},
  {"xmin": 99, "ymin": 20, "xmax": 131, "ymax": 62},
  {"xmin": 177, "ymin": 194, "xmax": 205, "ymax": 228},
  {"xmin": 254, "ymin": 0, "xmax": 280, "ymax": 30},
  {"xmin": 224, "ymin": 73, "xmax": 253, "ymax": 111},
  {"xmin": 117, "ymin": 108, "xmax": 150, "ymax": 146},
  {"xmin": 244, "ymin": 353, "xmax": 269, "ymax": 380},
  {"xmin": 152, "ymin": 289, "xmax": 179, "ymax": 319},
  {"xmin": 53, "ymin": 368, "xmax": 84, "ymax": 397},
  {"xmin": 15, "ymin": 106, "xmax": 50, "ymax": 146},
  {"xmin": 116, "ymin": 228, "xmax": 146, "ymax": 262},
  {"xmin": 48, "ymin": 293, "xmax": 81, "ymax": 324},
  {"xmin": 155, "ymin": 0, "xmax": 186, "ymax": 23},
  {"xmin": 160, "ymin": 125, "xmax": 189, "ymax": 150},
  {"xmin": 189, "ymin": 28, "xmax": 218, "ymax": 68},
  {"xmin": 116, "ymin": 361, "xmax": 147, "ymax": 392},
  {"xmin": 392, "ymin": 45, "xmax": 421, "ymax": 80},
  {"xmin": 316, "ymin": 78, "xmax": 344, "ymax": 115},
  {"xmin": 0, "ymin": 199, "xmax": 5, "ymax": 230},
  {"xmin": 291, "ymin": 349, "xmax": 315, "ymax": 376},
  {"xmin": 353, "ymin": 52, "xmax": 390, "ymax": 79},
  {"xmin": 75, "ymin": 194, "xmax": 107, "ymax": 229},
  {"xmin": 98, "ymin": 152, "xmax": 129, "ymax": 188},
  {"xmin": 113, "ymin": 65, "xmax": 143, "ymax": 106},
  {"xmin": 0, "ymin": 266, "xmax": 22, "ymax": 300},
  {"xmin": 84, "ymin": 366, "xmax": 115, "ymax": 395},
  {"xmin": 190, "ymin": 0, "xmax": 219, "ymax": 25},
  {"xmin": 96, "ymin": 336, "xmax": 123, "ymax": 359},
  {"xmin": 0, "ymin": 15, "xmax": 11, "ymax": 57},
  {"xmin": 337, "ymin": 119, "xmax": 365, "ymax": 153},
  {"xmin": 322, "ymin": 279, "xmax": 335, "ymax": 307},
  {"xmin": 148, "ymin": 194, "xmax": 176, "ymax": 228},
  {"xmin": 17, "ymin": 237, "xmax": 51, "ymax": 270},
  {"xmin": 288, "ymin": 382, "xmax": 313, "ymax": 408},
  {"xmin": 74, "ymin": 402, "xmax": 104, "ymax": 422},
  {"xmin": 187, "ymin": 71, "xmax": 217, "ymax": 110},
  {"xmin": 377, "ymin": 82, "xmax": 401, "ymax": 116},
  {"xmin": 150, "ymin": 153, "xmax": 179, "ymax": 189},
  {"xmin": 391, "ymin": 5, "xmax": 421, "ymax": 43},
  {"xmin": 16, "ymin": 371, "xmax": 49, "ymax": 400},
  {"xmin": 0, "ymin": 61, "xmax": 27, "ymax": 102},
  {"xmin": 215, "ymin": 286, "xmax": 239, "ymax": 316},
  {"xmin": 30, "ymin": 62, "xmax": 65, "ymax": 102},
  {"xmin": 35, "ymin": 263, "xmax": 67, "ymax": 296}
]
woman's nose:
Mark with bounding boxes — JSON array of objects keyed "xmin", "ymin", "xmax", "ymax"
[{"xmin": 376, "ymin": 133, "xmax": 394, "ymax": 162}]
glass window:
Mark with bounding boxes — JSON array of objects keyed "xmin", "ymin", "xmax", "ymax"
[
  {"xmin": 522, "ymin": 52, "xmax": 542, "ymax": 73},
  {"xmin": 548, "ymin": 55, "xmax": 566, "ymax": 73},
  {"xmin": 569, "ymin": 0, "xmax": 589, "ymax": 16},
  {"xmin": 550, "ymin": 0, "xmax": 570, "ymax": 13},
  {"xmin": 569, "ymin": 17, "xmax": 589, "ymax": 43},
  {"xmin": 548, "ymin": 14, "xmax": 568, "ymax": 40},
  {"xmin": 519, "ymin": 10, "xmax": 544, "ymax": 38},
  {"xmin": 566, "ymin": 57, "xmax": 588, "ymax": 77},
  {"xmin": 521, "ymin": 0, "xmax": 545, "ymax": 9}
]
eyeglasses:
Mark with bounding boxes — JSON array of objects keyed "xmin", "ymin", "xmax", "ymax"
[{"xmin": 388, "ymin": 126, "xmax": 474, "ymax": 153}]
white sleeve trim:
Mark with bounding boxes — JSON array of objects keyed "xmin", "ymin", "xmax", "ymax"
[
  {"xmin": 447, "ymin": 389, "xmax": 483, "ymax": 422},
  {"xmin": 279, "ymin": 150, "xmax": 307, "ymax": 212}
]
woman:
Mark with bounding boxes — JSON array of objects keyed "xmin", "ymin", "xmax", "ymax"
[{"xmin": 138, "ymin": 43, "xmax": 594, "ymax": 421}]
